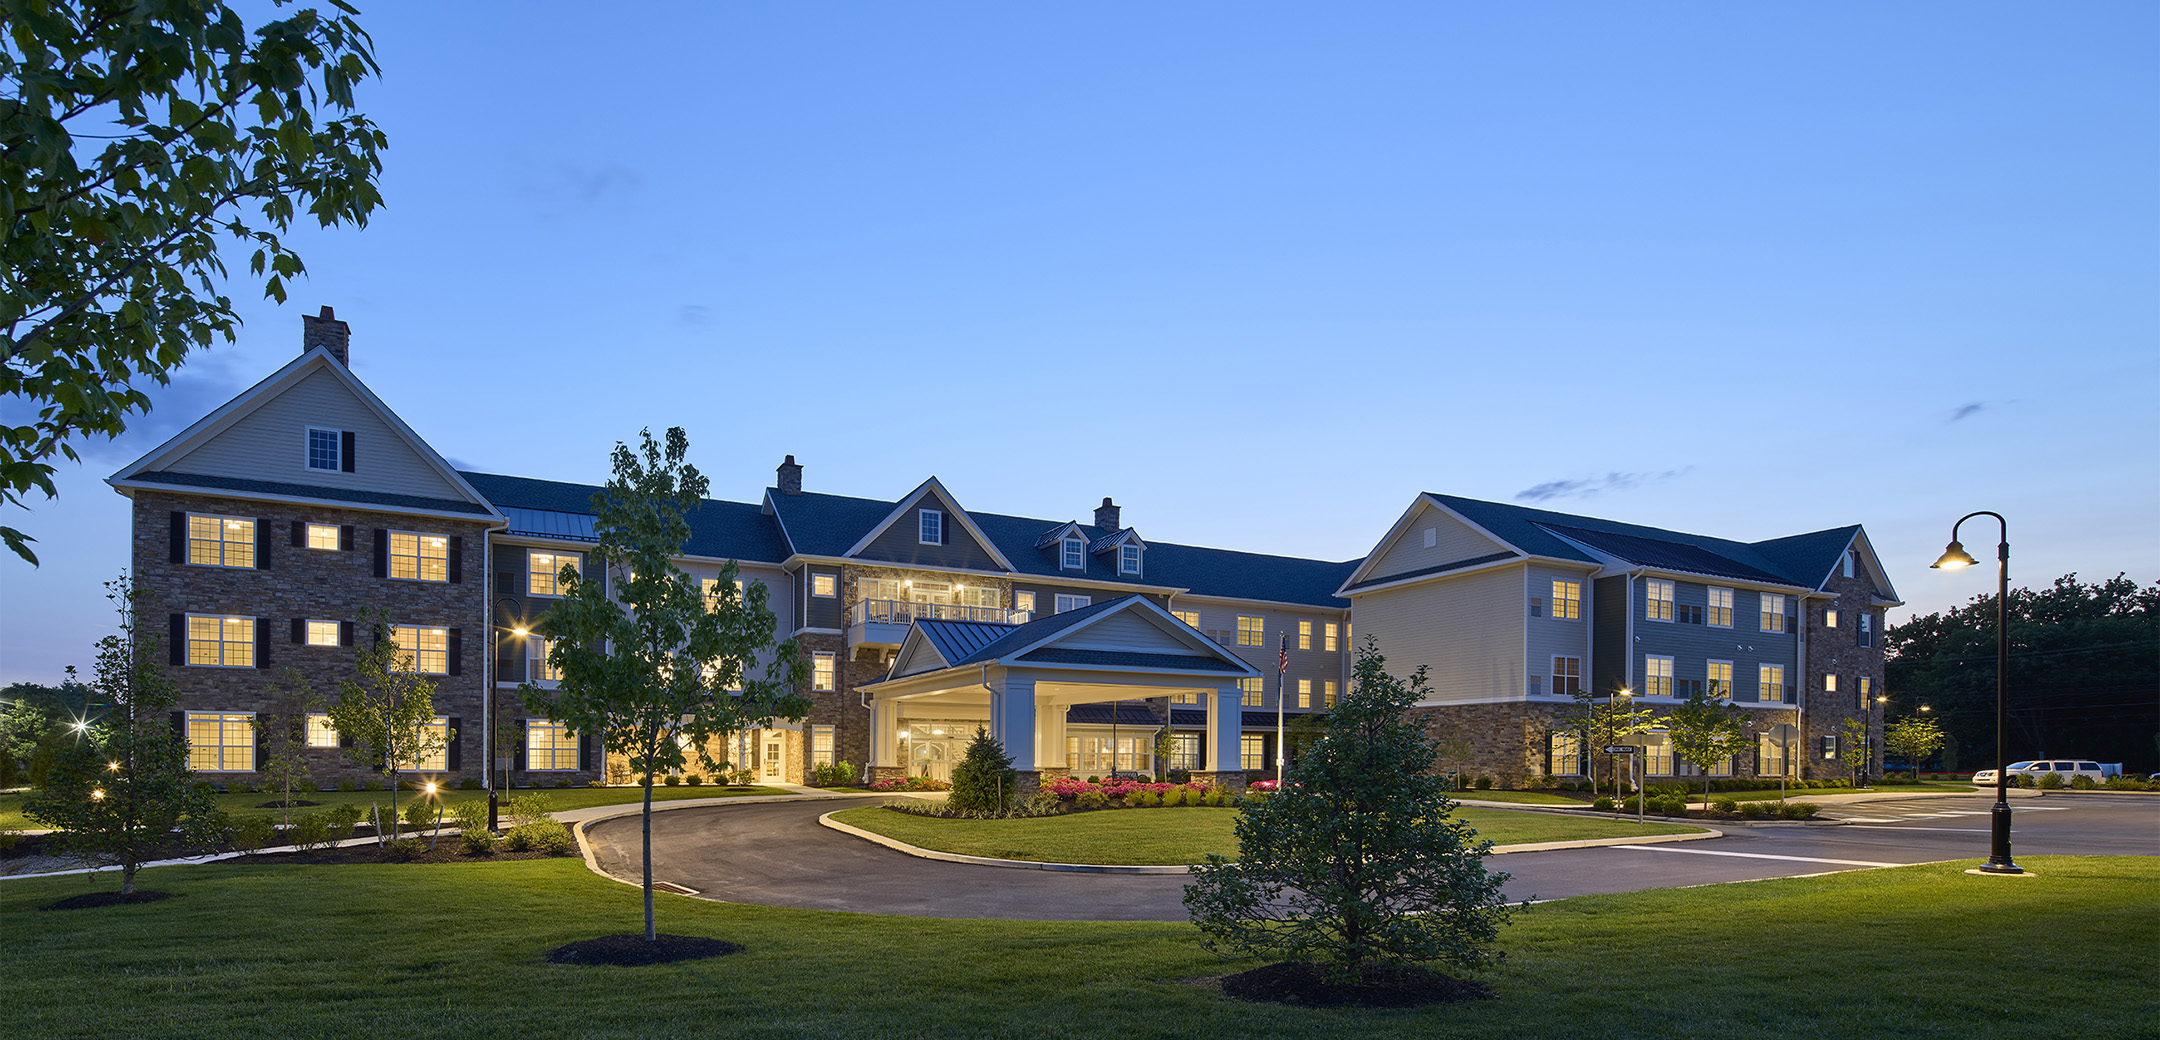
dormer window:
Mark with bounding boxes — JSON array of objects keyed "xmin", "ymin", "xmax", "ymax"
[
  {"xmin": 1061, "ymin": 537, "xmax": 1084, "ymax": 570},
  {"xmin": 919, "ymin": 509, "xmax": 943, "ymax": 545},
  {"xmin": 305, "ymin": 426, "xmax": 352, "ymax": 472},
  {"xmin": 1118, "ymin": 543, "xmax": 1141, "ymax": 575}
]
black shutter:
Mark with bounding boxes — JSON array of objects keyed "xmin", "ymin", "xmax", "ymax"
[
  {"xmin": 340, "ymin": 620, "xmax": 355, "ymax": 647},
  {"xmin": 170, "ymin": 711, "xmax": 185, "ymax": 738},
  {"xmin": 290, "ymin": 520, "xmax": 305, "ymax": 547},
  {"xmin": 446, "ymin": 717, "xmax": 463, "ymax": 771},
  {"xmin": 339, "ymin": 524, "xmax": 354, "ymax": 551},
  {"xmin": 447, "ymin": 628, "xmax": 463, "ymax": 676},
  {"xmin": 291, "ymin": 618, "xmax": 305, "ymax": 644},
  {"xmin": 169, "ymin": 614, "xmax": 185, "ymax": 665},
  {"xmin": 373, "ymin": 529, "xmax": 387, "ymax": 577},
  {"xmin": 254, "ymin": 713, "xmax": 270, "ymax": 771},
  {"xmin": 448, "ymin": 537, "xmax": 463, "ymax": 584},
  {"xmin": 578, "ymin": 733, "xmax": 595, "ymax": 772},
  {"xmin": 169, "ymin": 511, "xmax": 186, "ymax": 563},
  {"xmin": 341, "ymin": 431, "xmax": 356, "ymax": 472},
  {"xmin": 339, "ymin": 726, "xmax": 354, "ymax": 749},
  {"xmin": 255, "ymin": 618, "xmax": 272, "ymax": 668},
  {"xmin": 519, "ymin": 733, "xmax": 529, "ymax": 773},
  {"xmin": 255, "ymin": 519, "xmax": 271, "ymax": 570}
]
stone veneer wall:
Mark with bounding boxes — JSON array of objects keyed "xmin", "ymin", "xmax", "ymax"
[
  {"xmin": 132, "ymin": 490, "xmax": 491, "ymax": 787},
  {"xmin": 1802, "ymin": 563, "xmax": 1890, "ymax": 780},
  {"xmin": 1410, "ymin": 700, "xmax": 1805, "ymax": 786}
]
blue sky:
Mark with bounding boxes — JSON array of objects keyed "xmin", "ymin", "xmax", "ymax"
[{"xmin": 3, "ymin": 1, "xmax": 2154, "ymax": 684}]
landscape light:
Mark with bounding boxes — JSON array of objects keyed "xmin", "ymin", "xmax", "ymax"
[{"xmin": 91, "ymin": 789, "xmax": 105, "ymax": 801}]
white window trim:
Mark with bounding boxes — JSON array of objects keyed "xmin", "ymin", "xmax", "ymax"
[
  {"xmin": 1707, "ymin": 586, "xmax": 1734, "ymax": 628},
  {"xmin": 528, "ymin": 551, "xmax": 579, "ymax": 598},
  {"xmin": 1707, "ymin": 659, "xmax": 1734, "ymax": 699},
  {"xmin": 1644, "ymin": 578, "xmax": 1676, "ymax": 622},
  {"xmin": 185, "ymin": 711, "xmax": 257, "ymax": 772},
  {"xmin": 387, "ymin": 530, "xmax": 450, "ymax": 583},
  {"xmin": 186, "ymin": 513, "xmax": 257, "ymax": 569},
  {"xmin": 304, "ymin": 522, "xmax": 340, "ymax": 551},
  {"xmin": 811, "ymin": 573, "xmax": 837, "ymax": 598},
  {"xmin": 1117, "ymin": 543, "xmax": 1141, "ymax": 575},
  {"xmin": 811, "ymin": 651, "xmax": 836, "ymax": 691},
  {"xmin": 305, "ymin": 713, "xmax": 340, "ymax": 748},
  {"xmin": 304, "ymin": 619, "xmax": 340, "ymax": 647},
  {"xmin": 186, "ymin": 614, "xmax": 256, "ymax": 668},
  {"xmin": 390, "ymin": 624, "xmax": 450, "ymax": 676},
  {"xmin": 1054, "ymin": 594, "xmax": 1091, "ymax": 614},
  {"xmin": 918, "ymin": 509, "xmax": 943, "ymax": 545},
  {"xmin": 304, "ymin": 425, "xmax": 344, "ymax": 472},
  {"xmin": 1061, "ymin": 537, "xmax": 1085, "ymax": 571},
  {"xmin": 526, "ymin": 718, "xmax": 579, "ymax": 771}
]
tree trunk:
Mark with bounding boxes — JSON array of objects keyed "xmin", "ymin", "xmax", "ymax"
[
  {"xmin": 121, "ymin": 862, "xmax": 135, "ymax": 896},
  {"xmin": 642, "ymin": 774, "xmax": 656, "ymax": 943}
]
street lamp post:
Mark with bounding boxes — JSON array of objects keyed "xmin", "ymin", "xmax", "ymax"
[
  {"xmin": 489, "ymin": 597, "xmax": 526, "ymax": 834},
  {"xmin": 1931, "ymin": 511, "xmax": 2021, "ymax": 875}
]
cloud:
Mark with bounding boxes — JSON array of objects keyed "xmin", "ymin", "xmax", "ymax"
[
  {"xmin": 1949, "ymin": 402, "xmax": 1987, "ymax": 422},
  {"xmin": 512, "ymin": 160, "xmax": 642, "ymax": 218},
  {"xmin": 1515, "ymin": 468, "xmax": 1692, "ymax": 504},
  {"xmin": 678, "ymin": 304, "xmax": 711, "ymax": 326},
  {"xmin": 0, "ymin": 349, "xmax": 259, "ymax": 467}
]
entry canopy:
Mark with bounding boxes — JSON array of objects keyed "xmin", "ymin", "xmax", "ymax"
[{"xmin": 870, "ymin": 593, "xmax": 1260, "ymax": 690}]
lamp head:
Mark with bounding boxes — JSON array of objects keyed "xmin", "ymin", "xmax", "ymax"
[
  {"xmin": 1919, "ymin": 705, "xmax": 1931, "ymax": 712},
  {"xmin": 1931, "ymin": 540, "xmax": 1979, "ymax": 570},
  {"xmin": 512, "ymin": 626, "xmax": 529, "ymax": 637}
]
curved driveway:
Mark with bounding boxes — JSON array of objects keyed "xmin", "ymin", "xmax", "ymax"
[{"xmin": 581, "ymin": 793, "xmax": 2159, "ymax": 922}]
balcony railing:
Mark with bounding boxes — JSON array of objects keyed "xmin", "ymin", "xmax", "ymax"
[{"xmin": 851, "ymin": 599, "xmax": 1029, "ymax": 626}]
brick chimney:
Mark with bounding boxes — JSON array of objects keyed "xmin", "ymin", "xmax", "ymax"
[
  {"xmin": 302, "ymin": 305, "xmax": 350, "ymax": 366},
  {"xmin": 777, "ymin": 455, "xmax": 803, "ymax": 496},
  {"xmin": 1094, "ymin": 496, "xmax": 1120, "ymax": 530}
]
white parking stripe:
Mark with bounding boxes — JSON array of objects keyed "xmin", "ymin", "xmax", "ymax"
[{"xmin": 1616, "ymin": 846, "xmax": 1904, "ymax": 868}]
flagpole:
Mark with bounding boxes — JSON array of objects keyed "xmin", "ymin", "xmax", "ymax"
[{"xmin": 1275, "ymin": 634, "xmax": 1287, "ymax": 781}]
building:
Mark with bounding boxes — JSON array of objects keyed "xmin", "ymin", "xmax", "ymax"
[{"xmin": 107, "ymin": 309, "xmax": 1893, "ymax": 792}]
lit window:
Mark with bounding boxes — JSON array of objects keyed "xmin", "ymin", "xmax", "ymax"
[
  {"xmin": 1240, "ymin": 677, "xmax": 1265, "ymax": 706},
  {"xmin": 1644, "ymin": 655, "xmax": 1674, "ymax": 697},
  {"xmin": 1172, "ymin": 609, "xmax": 1200, "ymax": 628},
  {"xmin": 187, "ymin": 615, "xmax": 255, "ymax": 667},
  {"xmin": 1170, "ymin": 690, "xmax": 1197, "ymax": 704},
  {"xmin": 305, "ymin": 714, "xmax": 339, "ymax": 748},
  {"xmin": 1758, "ymin": 734, "xmax": 1788, "ymax": 778},
  {"xmin": 1644, "ymin": 734, "xmax": 1674, "ymax": 775},
  {"xmin": 1824, "ymin": 608, "xmax": 1840, "ymax": 629},
  {"xmin": 1297, "ymin": 678, "xmax": 1312, "ymax": 708},
  {"xmin": 1118, "ymin": 543, "xmax": 1141, "ymax": 575},
  {"xmin": 1323, "ymin": 622, "xmax": 1339, "ymax": 652},
  {"xmin": 527, "ymin": 719, "xmax": 579, "ymax": 770},
  {"xmin": 811, "ymin": 725, "xmax": 836, "ymax": 768},
  {"xmin": 811, "ymin": 574, "xmax": 836, "ymax": 598},
  {"xmin": 529, "ymin": 636, "xmax": 560, "ymax": 683},
  {"xmin": 812, "ymin": 651, "xmax": 835, "ymax": 691},
  {"xmin": 306, "ymin": 427, "xmax": 342, "ymax": 471},
  {"xmin": 528, "ymin": 551, "xmax": 580, "ymax": 597},
  {"xmin": 1645, "ymin": 579, "xmax": 1675, "ymax": 621},
  {"xmin": 305, "ymin": 620, "xmax": 340, "ymax": 647},
  {"xmin": 1551, "ymin": 580, "xmax": 1581, "ymax": 620},
  {"xmin": 1707, "ymin": 660, "xmax": 1733, "ymax": 699},
  {"xmin": 305, "ymin": 523, "xmax": 340, "ymax": 551},
  {"xmin": 401, "ymin": 718, "xmax": 449, "ymax": 771},
  {"xmin": 1240, "ymin": 734, "xmax": 1265, "ymax": 770},
  {"xmin": 1323, "ymin": 681, "xmax": 1338, "ymax": 707},
  {"xmin": 919, "ymin": 509, "xmax": 942, "ymax": 544},
  {"xmin": 1760, "ymin": 593, "xmax": 1787, "ymax": 633},
  {"xmin": 1824, "ymin": 674, "xmax": 1839, "ymax": 693},
  {"xmin": 1170, "ymin": 733, "xmax": 1202, "ymax": 771},
  {"xmin": 188, "ymin": 515, "xmax": 256, "ymax": 568},
  {"xmin": 1548, "ymin": 731, "xmax": 1582, "ymax": 776},
  {"xmin": 1237, "ymin": 616, "xmax": 1264, "ymax": 647},
  {"xmin": 389, "ymin": 532, "xmax": 449, "ymax": 582},
  {"xmin": 1759, "ymin": 664, "xmax": 1786, "ymax": 703},
  {"xmin": 1298, "ymin": 620, "xmax": 1312, "ymax": 651},
  {"xmin": 1698, "ymin": 586, "xmax": 1731, "ymax": 628},
  {"xmin": 1013, "ymin": 591, "xmax": 1035, "ymax": 620},
  {"xmin": 185, "ymin": 712, "xmax": 256, "ymax": 771},
  {"xmin": 1054, "ymin": 594, "xmax": 1090, "ymax": 614},
  {"xmin": 390, "ymin": 625, "xmax": 448, "ymax": 675},
  {"xmin": 1552, "ymin": 657, "xmax": 1581, "ymax": 697},
  {"xmin": 1061, "ymin": 537, "xmax": 1084, "ymax": 570}
]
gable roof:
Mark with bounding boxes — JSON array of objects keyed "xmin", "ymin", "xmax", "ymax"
[
  {"xmin": 841, "ymin": 477, "xmax": 1018, "ymax": 570},
  {"xmin": 887, "ymin": 594, "xmax": 1260, "ymax": 682}
]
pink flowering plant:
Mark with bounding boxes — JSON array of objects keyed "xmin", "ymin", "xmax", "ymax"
[
  {"xmin": 1042, "ymin": 776, "xmax": 1211, "ymax": 804},
  {"xmin": 868, "ymin": 775, "xmax": 951, "ymax": 792}
]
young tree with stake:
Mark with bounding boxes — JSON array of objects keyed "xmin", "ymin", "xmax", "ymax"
[
  {"xmin": 326, "ymin": 614, "xmax": 447, "ymax": 841},
  {"xmin": 1666, "ymin": 688, "xmax": 1754, "ymax": 810}
]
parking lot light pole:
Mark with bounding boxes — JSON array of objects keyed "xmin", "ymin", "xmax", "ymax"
[{"xmin": 1931, "ymin": 511, "xmax": 2022, "ymax": 875}]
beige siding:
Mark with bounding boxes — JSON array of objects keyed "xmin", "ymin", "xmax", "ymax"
[
  {"xmin": 1350, "ymin": 564, "xmax": 1526, "ymax": 705},
  {"xmin": 1366, "ymin": 501, "xmax": 1508, "ymax": 582},
  {"xmin": 1055, "ymin": 611, "xmax": 1205, "ymax": 655},
  {"xmin": 169, "ymin": 368, "xmax": 467, "ymax": 501},
  {"xmin": 893, "ymin": 639, "xmax": 948, "ymax": 677}
]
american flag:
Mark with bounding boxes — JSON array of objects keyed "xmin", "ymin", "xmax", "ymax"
[{"xmin": 1278, "ymin": 635, "xmax": 1289, "ymax": 674}]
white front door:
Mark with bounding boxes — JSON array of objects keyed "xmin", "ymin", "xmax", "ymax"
[{"xmin": 762, "ymin": 734, "xmax": 785, "ymax": 782}]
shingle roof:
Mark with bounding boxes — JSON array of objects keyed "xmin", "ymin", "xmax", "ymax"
[
  {"xmin": 1169, "ymin": 709, "xmax": 1322, "ymax": 727},
  {"xmin": 1539, "ymin": 524, "xmax": 1791, "ymax": 585},
  {"xmin": 1066, "ymin": 704, "xmax": 1164, "ymax": 725},
  {"xmin": 1341, "ymin": 550, "xmax": 1520, "ymax": 593},
  {"xmin": 126, "ymin": 471, "xmax": 496, "ymax": 515},
  {"xmin": 1751, "ymin": 526, "xmax": 1862, "ymax": 590},
  {"xmin": 1428, "ymin": 494, "xmax": 1847, "ymax": 589},
  {"xmin": 1017, "ymin": 648, "xmax": 1247, "ymax": 672},
  {"xmin": 460, "ymin": 471, "xmax": 792, "ymax": 563}
]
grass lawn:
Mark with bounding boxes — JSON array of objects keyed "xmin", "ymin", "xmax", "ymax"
[
  {"xmin": 1446, "ymin": 789, "xmax": 1582, "ymax": 805},
  {"xmin": 2, "ymin": 854, "xmax": 2150, "ymax": 1039},
  {"xmin": 0, "ymin": 784, "xmax": 801, "ymax": 831},
  {"xmin": 829, "ymin": 805, "xmax": 1703, "ymax": 865}
]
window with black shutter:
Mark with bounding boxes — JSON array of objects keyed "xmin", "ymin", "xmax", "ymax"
[
  {"xmin": 169, "ymin": 511, "xmax": 186, "ymax": 563},
  {"xmin": 290, "ymin": 618, "xmax": 305, "ymax": 644},
  {"xmin": 373, "ymin": 529, "xmax": 388, "ymax": 577},
  {"xmin": 168, "ymin": 614, "xmax": 185, "ymax": 665},
  {"xmin": 446, "ymin": 628, "xmax": 463, "ymax": 676},
  {"xmin": 290, "ymin": 520, "xmax": 305, "ymax": 547},
  {"xmin": 255, "ymin": 713, "xmax": 270, "ymax": 769},
  {"xmin": 339, "ymin": 620, "xmax": 356, "ymax": 647},
  {"xmin": 339, "ymin": 524, "xmax": 354, "ymax": 551},
  {"xmin": 446, "ymin": 717, "xmax": 462, "ymax": 770},
  {"xmin": 341, "ymin": 431, "xmax": 356, "ymax": 472},
  {"xmin": 448, "ymin": 537, "xmax": 463, "ymax": 583},
  {"xmin": 255, "ymin": 520, "xmax": 271, "ymax": 569},
  {"xmin": 255, "ymin": 618, "xmax": 272, "ymax": 668},
  {"xmin": 578, "ymin": 734, "xmax": 595, "ymax": 772}
]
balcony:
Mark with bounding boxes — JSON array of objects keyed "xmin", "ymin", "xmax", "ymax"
[{"xmin": 849, "ymin": 599, "xmax": 1031, "ymax": 647}]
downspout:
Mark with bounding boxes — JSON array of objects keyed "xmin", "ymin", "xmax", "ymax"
[{"xmin": 1795, "ymin": 589, "xmax": 1807, "ymax": 779}]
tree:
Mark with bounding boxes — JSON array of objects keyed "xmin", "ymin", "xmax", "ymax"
[
  {"xmin": 21, "ymin": 577, "xmax": 214, "ymax": 894},
  {"xmin": 325, "ymin": 614, "xmax": 446, "ymax": 840},
  {"xmin": 1666, "ymin": 689, "xmax": 1753, "ymax": 809},
  {"xmin": 947, "ymin": 726, "xmax": 1014, "ymax": 814},
  {"xmin": 252, "ymin": 671, "xmax": 319, "ymax": 830},
  {"xmin": 1884, "ymin": 715, "xmax": 1947, "ymax": 780},
  {"xmin": 1184, "ymin": 638, "xmax": 1516, "ymax": 986},
  {"xmin": 1, "ymin": 1, "xmax": 386, "ymax": 564},
  {"xmin": 526, "ymin": 427, "xmax": 810, "ymax": 945},
  {"xmin": 1839, "ymin": 717, "xmax": 1874, "ymax": 787},
  {"xmin": 1558, "ymin": 685, "xmax": 1656, "ymax": 798}
]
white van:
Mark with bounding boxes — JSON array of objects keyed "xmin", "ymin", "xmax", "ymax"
[{"xmin": 1970, "ymin": 760, "xmax": 2107, "ymax": 785}]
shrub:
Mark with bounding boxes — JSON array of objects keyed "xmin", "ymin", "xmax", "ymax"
[
  {"xmin": 1739, "ymin": 801, "xmax": 1769, "ymax": 819},
  {"xmin": 510, "ymin": 819, "xmax": 574, "ymax": 855},
  {"xmin": 402, "ymin": 798, "xmax": 437, "ymax": 831},
  {"xmin": 362, "ymin": 779, "xmax": 384, "ymax": 792},
  {"xmin": 2070, "ymin": 775, "xmax": 2097, "ymax": 790},
  {"xmin": 448, "ymin": 798, "xmax": 491, "ymax": 835},
  {"xmin": 664, "ymin": 774, "xmax": 681, "ymax": 787},
  {"xmin": 294, "ymin": 779, "xmax": 318, "ymax": 793},
  {"xmin": 1076, "ymin": 790, "xmax": 1109, "ymax": 810},
  {"xmin": 381, "ymin": 837, "xmax": 426, "ymax": 861},
  {"xmin": 337, "ymin": 780, "xmax": 359, "ymax": 792},
  {"xmin": 1592, "ymin": 796, "xmax": 1614, "ymax": 811},
  {"xmin": 505, "ymin": 792, "xmax": 554, "ymax": 828},
  {"xmin": 1207, "ymin": 790, "xmax": 1229, "ymax": 807},
  {"xmin": 949, "ymin": 726, "xmax": 1017, "ymax": 814},
  {"xmin": 1711, "ymin": 797, "xmax": 1738, "ymax": 815},
  {"xmin": 460, "ymin": 828, "xmax": 500, "ymax": 855},
  {"xmin": 1778, "ymin": 801, "xmax": 1821, "ymax": 819},
  {"xmin": 1473, "ymin": 776, "xmax": 1493, "ymax": 790},
  {"xmin": 1013, "ymin": 793, "xmax": 1065, "ymax": 818},
  {"xmin": 229, "ymin": 814, "xmax": 276, "ymax": 853},
  {"xmin": 326, "ymin": 802, "xmax": 362, "ymax": 841},
  {"xmin": 554, "ymin": 778, "xmax": 573, "ymax": 789},
  {"xmin": 1131, "ymin": 790, "xmax": 1158, "ymax": 807},
  {"xmin": 1650, "ymin": 796, "xmax": 1687, "ymax": 815},
  {"xmin": 1086, "ymin": 776, "xmax": 1102, "ymax": 784},
  {"xmin": 1167, "ymin": 769, "xmax": 1191, "ymax": 784},
  {"xmin": 458, "ymin": 778, "xmax": 483, "ymax": 790},
  {"xmin": 680, "ymin": 773, "xmax": 700, "ymax": 786},
  {"xmin": 289, "ymin": 812, "xmax": 331, "ymax": 851},
  {"xmin": 2036, "ymin": 771, "xmax": 2064, "ymax": 790}
]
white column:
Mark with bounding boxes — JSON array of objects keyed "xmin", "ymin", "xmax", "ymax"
[
  {"xmin": 1208, "ymin": 685, "xmax": 1243, "ymax": 773},
  {"xmin": 1035, "ymin": 693, "xmax": 1067, "ymax": 769},
  {"xmin": 991, "ymin": 676, "xmax": 1037, "ymax": 771},
  {"xmin": 870, "ymin": 696, "xmax": 901, "ymax": 769}
]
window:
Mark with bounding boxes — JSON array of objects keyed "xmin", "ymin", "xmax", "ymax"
[
  {"xmin": 1323, "ymin": 681, "xmax": 1338, "ymax": 707},
  {"xmin": 1170, "ymin": 690, "xmax": 1197, "ymax": 704},
  {"xmin": 388, "ymin": 532, "xmax": 449, "ymax": 582},
  {"xmin": 305, "ymin": 714, "xmax": 339, "ymax": 748},
  {"xmin": 918, "ymin": 509, "xmax": 942, "ymax": 544},
  {"xmin": 811, "ymin": 652, "xmax": 835, "ymax": 691},
  {"xmin": 527, "ymin": 720, "xmax": 578, "ymax": 770},
  {"xmin": 1552, "ymin": 657, "xmax": 1582, "ymax": 696},
  {"xmin": 1118, "ymin": 543, "xmax": 1141, "ymax": 575},
  {"xmin": 1298, "ymin": 620, "xmax": 1312, "ymax": 650},
  {"xmin": 529, "ymin": 636, "xmax": 560, "ymax": 683},
  {"xmin": 1707, "ymin": 587, "xmax": 1734, "ymax": 627},
  {"xmin": 1677, "ymin": 678, "xmax": 1704, "ymax": 698},
  {"xmin": 1858, "ymin": 676, "xmax": 1874, "ymax": 713},
  {"xmin": 1297, "ymin": 679, "xmax": 1312, "ymax": 708},
  {"xmin": 1843, "ymin": 550, "xmax": 1856, "ymax": 579},
  {"xmin": 811, "ymin": 725, "xmax": 835, "ymax": 768},
  {"xmin": 187, "ymin": 615, "xmax": 255, "ymax": 667},
  {"xmin": 1239, "ymin": 677, "xmax": 1265, "ymax": 706},
  {"xmin": 404, "ymin": 718, "xmax": 450, "ymax": 771},
  {"xmin": 1054, "ymin": 594, "xmax": 1090, "ymax": 614},
  {"xmin": 1170, "ymin": 733, "xmax": 1202, "ymax": 771},
  {"xmin": 305, "ymin": 523, "xmax": 340, "ymax": 551},
  {"xmin": 1015, "ymin": 592, "xmax": 1036, "ymax": 617},
  {"xmin": 1676, "ymin": 602, "xmax": 1703, "ymax": 625},
  {"xmin": 1824, "ymin": 608, "xmax": 1839, "ymax": 629},
  {"xmin": 1529, "ymin": 675, "xmax": 1543, "ymax": 696},
  {"xmin": 811, "ymin": 574, "xmax": 836, "ymax": 598},
  {"xmin": 305, "ymin": 426, "xmax": 342, "ymax": 471},
  {"xmin": 1858, "ymin": 613, "xmax": 1874, "ymax": 648},
  {"xmin": 1758, "ymin": 734, "xmax": 1788, "ymax": 777},
  {"xmin": 1172, "ymin": 609, "xmax": 1200, "ymax": 628},
  {"xmin": 1061, "ymin": 537, "xmax": 1084, "ymax": 570},
  {"xmin": 1707, "ymin": 660, "xmax": 1733, "ymax": 699},
  {"xmin": 701, "ymin": 577, "xmax": 744, "ymax": 611},
  {"xmin": 304, "ymin": 620, "xmax": 339, "ymax": 647},
  {"xmin": 1240, "ymin": 734, "xmax": 1265, "ymax": 771},
  {"xmin": 1423, "ymin": 527, "xmax": 1437, "ymax": 548},
  {"xmin": 1645, "ymin": 579, "xmax": 1675, "ymax": 621},
  {"xmin": 528, "ymin": 552, "xmax": 580, "ymax": 597},
  {"xmin": 1644, "ymin": 655, "xmax": 1674, "ymax": 698},
  {"xmin": 1323, "ymin": 622, "xmax": 1339, "ymax": 652},
  {"xmin": 1549, "ymin": 731, "xmax": 1582, "ymax": 776},
  {"xmin": 1237, "ymin": 616, "xmax": 1264, "ymax": 647},
  {"xmin": 1824, "ymin": 674, "xmax": 1839, "ymax": 694},
  {"xmin": 186, "ymin": 712, "xmax": 255, "ymax": 771},
  {"xmin": 391, "ymin": 625, "xmax": 449, "ymax": 674},
  {"xmin": 1644, "ymin": 733, "xmax": 1674, "ymax": 775},
  {"xmin": 1759, "ymin": 664, "xmax": 1786, "ymax": 703},
  {"xmin": 1760, "ymin": 593, "xmax": 1787, "ymax": 632},
  {"xmin": 1529, "ymin": 597, "xmax": 1543, "ymax": 617},
  {"xmin": 188, "ymin": 514, "xmax": 256, "ymax": 568},
  {"xmin": 1551, "ymin": 580, "xmax": 1581, "ymax": 620}
]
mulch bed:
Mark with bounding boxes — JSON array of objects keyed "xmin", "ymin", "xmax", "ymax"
[
  {"xmin": 1220, "ymin": 961, "xmax": 1494, "ymax": 1008},
  {"xmin": 40, "ymin": 890, "xmax": 177, "ymax": 911},
  {"xmin": 233, "ymin": 843, "xmax": 574, "ymax": 866},
  {"xmin": 253, "ymin": 799, "xmax": 323, "ymax": 809},
  {"xmin": 547, "ymin": 934, "xmax": 743, "ymax": 966}
]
